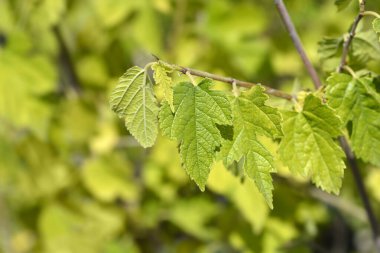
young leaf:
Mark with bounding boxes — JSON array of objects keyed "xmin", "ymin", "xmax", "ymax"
[
  {"xmin": 279, "ymin": 95, "xmax": 345, "ymax": 194},
  {"xmin": 152, "ymin": 62, "xmax": 174, "ymax": 111},
  {"xmin": 318, "ymin": 37, "xmax": 343, "ymax": 60},
  {"xmin": 350, "ymin": 31, "xmax": 380, "ymax": 65},
  {"xmin": 327, "ymin": 73, "xmax": 380, "ymax": 166},
  {"xmin": 158, "ymin": 101, "xmax": 174, "ymax": 139},
  {"xmin": 220, "ymin": 86, "xmax": 282, "ymax": 208},
  {"xmin": 169, "ymin": 79, "xmax": 232, "ymax": 190},
  {"xmin": 109, "ymin": 66, "xmax": 159, "ymax": 148}
]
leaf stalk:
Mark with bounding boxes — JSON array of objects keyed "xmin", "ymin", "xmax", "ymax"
[{"xmin": 362, "ymin": 11, "xmax": 380, "ymax": 18}]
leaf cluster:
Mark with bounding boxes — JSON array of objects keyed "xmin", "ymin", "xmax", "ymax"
[{"xmin": 109, "ymin": 61, "xmax": 379, "ymax": 208}]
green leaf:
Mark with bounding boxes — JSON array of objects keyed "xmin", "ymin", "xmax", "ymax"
[
  {"xmin": 152, "ymin": 62, "xmax": 174, "ymax": 111},
  {"xmin": 317, "ymin": 37, "xmax": 344, "ymax": 72},
  {"xmin": 109, "ymin": 66, "xmax": 159, "ymax": 148},
  {"xmin": 373, "ymin": 18, "xmax": 380, "ymax": 41},
  {"xmin": 350, "ymin": 31, "xmax": 380, "ymax": 65},
  {"xmin": 325, "ymin": 73, "xmax": 355, "ymax": 123},
  {"xmin": 334, "ymin": 0, "xmax": 352, "ymax": 11},
  {"xmin": 237, "ymin": 86, "xmax": 282, "ymax": 138},
  {"xmin": 279, "ymin": 95, "xmax": 345, "ymax": 194},
  {"xmin": 170, "ymin": 79, "xmax": 232, "ymax": 190},
  {"xmin": 318, "ymin": 37, "xmax": 343, "ymax": 60},
  {"xmin": 220, "ymin": 86, "xmax": 282, "ymax": 208},
  {"xmin": 327, "ymin": 73, "xmax": 380, "ymax": 166},
  {"xmin": 225, "ymin": 136, "xmax": 276, "ymax": 208},
  {"xmin": 158, "ymin": 101, "xmax": 174, "ymax": 139}
]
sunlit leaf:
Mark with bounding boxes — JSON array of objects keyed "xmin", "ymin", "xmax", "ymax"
[
  {"xmin": 158, "ymin": 101, "xmax": 174, "ymax": 139},
  {"xmin": 219, "ymin": 86, "xmax": 282, "ymax": 208},
  {"xmin": 168, "ymin": 79, "xmax": 232, "ymax": 190},
  {"xmin": 110, "ymin": 66, "xmax": 159, "ymax": 148},
  {"xmin": 152, "ymin": 62, "xmax": 174, "ymax": 111},
  {"xmin": 279, "ymin": 95, "xmax": 346, "ymax": 194}
]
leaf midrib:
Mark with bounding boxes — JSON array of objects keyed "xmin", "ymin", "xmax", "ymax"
[{"xmin": 302, "ymin": 114, "xmax": 339, "ymax": 190}]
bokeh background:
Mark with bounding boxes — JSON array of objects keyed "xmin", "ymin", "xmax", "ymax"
[{"xmin": 1, "ymin": 0, "xmax": 380, "ymax": 252}]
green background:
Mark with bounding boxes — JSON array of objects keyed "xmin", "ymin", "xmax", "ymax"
[{"xmin": 0, "ymin": 0, "xmax": 380, "ymax": 252}]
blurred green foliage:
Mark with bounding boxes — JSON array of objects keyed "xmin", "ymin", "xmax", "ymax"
[{"xmin": 1, "ymin": 0, "xmax": 380, "ymax": 252}]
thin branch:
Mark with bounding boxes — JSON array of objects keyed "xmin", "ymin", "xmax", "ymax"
[
  {"xmin": 160, "ymin": 61, "xmax": 294, "ymax": 100},
  {"xmin": 337, "ymin": 14, "xmax": 364, "ymax": 72},
  {"xmin": 339, "ymin": 137, "xmax": 380, "ymax": 250},
  {"xmin": 337, "ymin": 0, "xmax": 365, "ymax": 72},
  {"xmin": 274, "ymin": 0, "xmax": 322, "ymax": 89},
  {"xmin": 309, "ymin": 187, "xmax": 366, "ymax": 222},
  {"xmin": 274, "ymin": 0, "xmax": 380, "ymax": 250},
  {"xmin": 274, "ymin": 174, "xmax": 367, "ymax": 222},
  {"xmin": 335, "ymin": 1, "xmax": 380, "ymax": 249}
]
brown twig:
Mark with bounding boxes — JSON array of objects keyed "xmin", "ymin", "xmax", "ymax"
[
  {"xmin": 338, "ymin": 16, "xmax": 363, "ymax": 72},
  {"xmin": 338, "ymin": 0, "xmax": 366, "ymax": 72},
  {"xmin": 160, "ymin": 61, "xmax": 294, "ymax": 100},
  {"xmin": 274, "ymin": 0, "xmax": 380, "ymax": 250},
  {"xmin": 339, "ymin": 137, "xmax": 380, "ymax": 251},
  {"xmin": 274, "ymin": 0, "xmax": 322, "ymax": 89}
]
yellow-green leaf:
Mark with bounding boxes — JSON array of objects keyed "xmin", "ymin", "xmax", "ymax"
[
  {"xmin": 109, "ymin": 66, "xmax": 159, "ymax": 148},
  {"xmin": 219, "ymin": 86, "xmax": 281, "ymax": 208},
  {"xmin": 152, "ymin": 62, "xmax": 174, "ymax": 111},
  {"xmin": 170, "ymin": 79, "xmax": 232, "ymax": 190},
  {"xmin": 279, "ymin": 95, "xmax": 345, "ymax": 194}
]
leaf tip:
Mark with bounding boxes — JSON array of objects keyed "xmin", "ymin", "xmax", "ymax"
[{"xmin": 197, "ymin": 183, "xmax": 206, "ymax": 192}]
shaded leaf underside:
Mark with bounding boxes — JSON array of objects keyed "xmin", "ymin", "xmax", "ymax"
[{"xmin": 109, "ymin": 66, "xmax": 159, "ymax": 148}]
